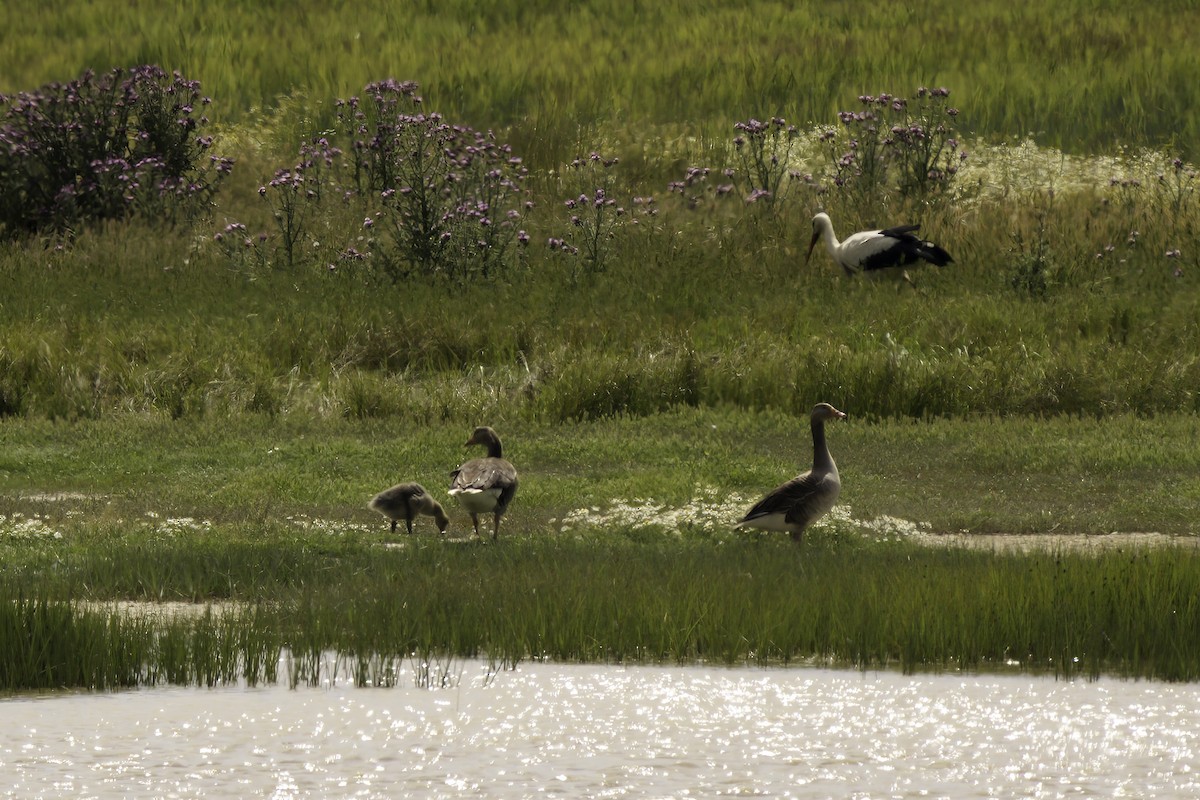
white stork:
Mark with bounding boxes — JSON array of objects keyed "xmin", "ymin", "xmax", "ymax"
[{"xmin": 806, "ymin": 212, "xmax": 953, "ymax": 286}]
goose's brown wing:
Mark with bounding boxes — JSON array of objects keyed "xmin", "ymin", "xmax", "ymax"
[
  {"xmin": 740, "ymin": 470, "xmax": 837, "ymax": 529},
  {"xmin": 450, "ymin": 457, "xmax": 519, "ymax": 510},
  {"xmin": 450, "ymin": 458, "xmax": 508, "ymax": 491}
]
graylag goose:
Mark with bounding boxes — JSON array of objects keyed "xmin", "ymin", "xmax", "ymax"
[
  {"xmin": 369, "ymin": 482, "xmax": 450, "ymax": 535},
  {"xmin": 736, "ymin": 403, "xmax": 846, "ymax": 541},
  {"xmin": 807, "ymin": 211, "xmax": 952, "ymax": 286},
  {"xmin": 449, "ymin": 426, "xmax": 519, "ymax": 540}
]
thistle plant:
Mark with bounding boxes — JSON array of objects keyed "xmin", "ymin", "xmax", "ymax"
[
  {"xmin": 820, "ymin": 87, "xmax": 966, "ymax": 209},
  {"xmin": 257, "ymin": 137, "xmax": 342, "ymax": 269},
  {"xmin": 435, "ymin": 125, "xmax": 531, "ymax": 280},
  {"xmin": 1106, "ymin": 175, "xmax": 1144, "ymax": 212},
  {"xmin": 729, "ymin": 117, "xmax": 801, "ymax": 205},
  {"xmin": 333, "ymin": 79, "xmax": 530, "ymax": 281},
  {"xmin": 0, "ymin": 65, "xmax": 231, "ymax": 240},
  {"xmin": 1157, "ymin": 157, "xmax": 1198, "ymax": 218},
  {"xmin": 666, "ymin": 119, "xmax": 802, "ymax": 213},
  {"xmin": 667, "ymin": 166, "xmax": 719, "ymax": 210},
  {"xmin": 334, "ymin": 78, "xmax": 423, "ymax": 196},
  {"xmin": 559, "ymin": 152, "xmax": 625, "ymax": 275},
  {"xmin": 212, "ymin": 221, "xmax": 268, "ymax": 273},
  {"xmin": 1008, "ymin": 190, "xmax": 1057, "ymax": 297},
  {"xmin": 1155, "ymin": 157, "xmax": 1197, "ymax": 275},
  {"xmin": 1107, "ymin": 155, "xmax": 1197, "ymax": 280}
]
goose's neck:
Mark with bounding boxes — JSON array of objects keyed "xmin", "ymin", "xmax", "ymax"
[
  {"xmin": 811, "ymin": 418, "xmax": 836, "ymax": 473},
  {"xmin": 485, "ymin": 441, "xmax": 503, "ymax": 459}
]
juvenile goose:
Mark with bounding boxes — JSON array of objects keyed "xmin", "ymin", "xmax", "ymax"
[
  {"xmin": 736, "ymin": 403, "xmax": 846, "ymax": 542},
  {"xmin": 449, "ymin": 426, "xmax": 519, "ymax": 540},
  {"xmin": 368, "ymin": 482, "xmax": 450, "ymax": 536}
]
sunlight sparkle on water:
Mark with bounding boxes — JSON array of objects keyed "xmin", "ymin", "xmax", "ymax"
[{"xmin": 4, "ymin": 662, "xmax": 1200, "ymax": 797}]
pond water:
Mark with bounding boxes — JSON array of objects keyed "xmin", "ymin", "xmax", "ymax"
[{"xmin": 3, "ymin": 660, "xmax": 1199, "ymax": 799}]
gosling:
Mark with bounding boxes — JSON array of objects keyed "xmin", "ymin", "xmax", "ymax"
[{"xmin": 368, "ymin": 482, "xmax": 450, "ymax": 535}]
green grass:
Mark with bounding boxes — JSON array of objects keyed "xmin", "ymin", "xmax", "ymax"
[
  {"xmin": 3, "ymin": 1, "xmax": 1200, "ymax": 159},
  {"xmin": 2, "ymin": 411, "xmax": 1199, "ymax": 539},
  {"xmin": 2, "ymin": 411, "xmax": 1200, "ymax": 688},
  {"xmin": 6, "ymin": 536, "xmax": 1200, "ymax": 689},
  {"xmin": 2, "ymin": 182, "xmax": 1199, "ymax": 424}
]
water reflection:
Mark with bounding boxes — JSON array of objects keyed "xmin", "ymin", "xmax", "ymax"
[{"xmin": 3, "ymin": 661, "xmax": 1199, "ymax": 798}]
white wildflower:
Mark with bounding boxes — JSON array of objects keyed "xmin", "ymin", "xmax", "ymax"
[
  {"xmin": 0, "ymin": 513, "xmax": 62, "ymax": 541},
  {"xmin": 561, "ymin": 486, "xmax": 753, "ymax": 534}
]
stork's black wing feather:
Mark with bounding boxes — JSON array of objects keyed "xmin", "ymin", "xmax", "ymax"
[
  {"xmin": 880, "ymin": 223, "xmax": 921, "ymax": 238},
  {"xmin": 860, "ymin": 224, "xmax": 954, "ymax": 271}
]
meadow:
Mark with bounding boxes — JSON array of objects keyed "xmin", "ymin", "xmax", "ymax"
[
  {"xmin": 3, "ymin": 0, "xmax": 1200, "ymax": 158},
  {"xmin": 2, "ymin": 1, "xmax": 1200, "ymax": 689}
]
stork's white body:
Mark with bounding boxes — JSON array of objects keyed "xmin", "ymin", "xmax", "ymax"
[{"xmin": 807, "ymin": 212, "xmax": 953, "ymax": 283}]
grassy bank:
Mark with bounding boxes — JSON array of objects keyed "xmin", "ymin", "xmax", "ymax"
[
  {"xmin": 2, "ymin": 411, "xmax": 1200, "ymax": 688},
  {"xmin": 2, "ymin": 411, "xmax": 1199, "ymax": 539},
  {"xmin": 5, "ymin": 535, "xmax": 1200, "ymax": 689}
]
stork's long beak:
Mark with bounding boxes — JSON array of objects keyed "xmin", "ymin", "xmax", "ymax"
[{"xmin": 805, "ymin": 230, "xmax": 820, "ymax": 264}]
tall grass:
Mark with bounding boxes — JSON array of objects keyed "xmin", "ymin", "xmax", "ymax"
[
  {"xmin": 169, "ymin": 538, "xmax": 1200, "ymax": 683},
  {"xmin": 2, "ymin": 4, "xmax": 1198, "ymax": 424},
  {"xmin": 3, "ymin": 1, "xmax": 1199, "ymax": 158},
  {"xmin": 2, "ymin": 195, "xmax": 1198, "ymax": 423},
  {"xmin": 0, "ymin": 591, "xmax": 282, "ymax": 691},
  {"xmin": 6, "ymin": 538, "xmax": 1200, "ymax": 690}
]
